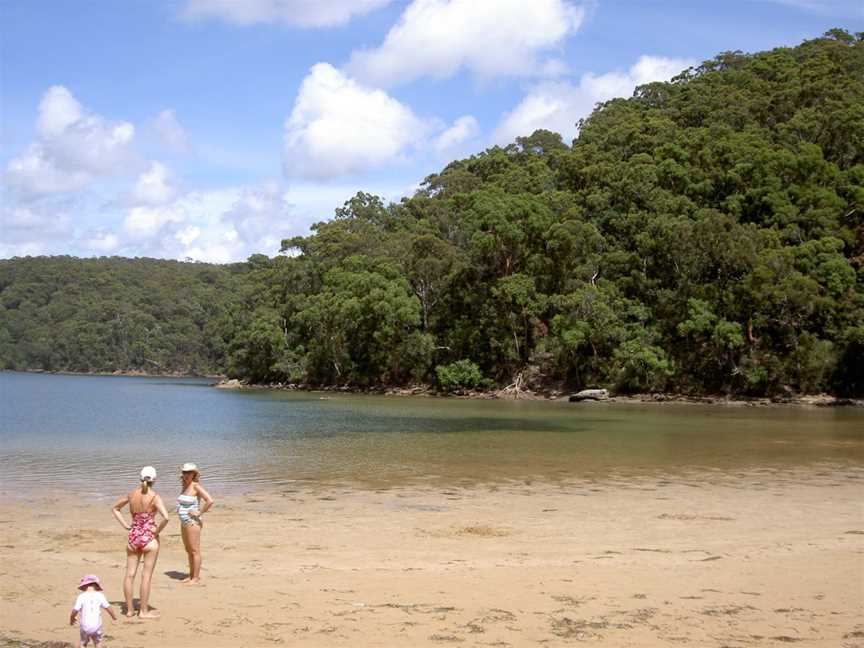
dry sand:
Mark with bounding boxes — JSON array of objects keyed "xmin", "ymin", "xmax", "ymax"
[{"xmin": 1, "ymin": 469, "xmax": 862, "ymax": 648}]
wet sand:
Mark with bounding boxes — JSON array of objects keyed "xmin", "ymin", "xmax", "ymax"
[{"xmin": 1, "ymin": 470, "xmax": 862, "ymax": 647}]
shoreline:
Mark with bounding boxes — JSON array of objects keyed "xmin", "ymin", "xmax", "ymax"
[
  {"xmin": 1, "ymin": 471, "xmax": 861, "ymax": 647},
  {"xmin": 2, "ymin": 368, "xmax": 224, "ymax": 379},
  {"xmin": 3, "ymin": 462, "xmax": 863, "ymax": 507},
  {"xmin": 4, "ymin": 369, "xmax": 862, "ymax": 407},
  {"xmin": 215, "ymin": 378, "xmax": 864, "ymax": 408}
]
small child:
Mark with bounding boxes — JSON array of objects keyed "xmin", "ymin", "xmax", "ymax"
[{"xmin": 70, "ymin": 575, "xmax": 117, "ymax": 648}]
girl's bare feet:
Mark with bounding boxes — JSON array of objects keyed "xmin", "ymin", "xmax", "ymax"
[{"xmin": 138, "ymin": 610, "xmax": 160, "ymax": 619}]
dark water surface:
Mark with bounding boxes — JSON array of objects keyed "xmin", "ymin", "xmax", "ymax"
[{"xmin": 1, "ymin": 372, "xmax": 862, "ymax": 495}]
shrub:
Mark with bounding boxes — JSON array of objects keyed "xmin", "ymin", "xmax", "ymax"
[{"xmin": 436, "ymin": 359, "xmax": 484, "ymax": 391}]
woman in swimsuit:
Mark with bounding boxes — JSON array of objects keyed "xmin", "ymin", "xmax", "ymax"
[
  {"xmin": 111, "ymin": 466, "xmax": 169, "ymax": 618},
  {"xmin": 177, "ymin": 462, "xmax": 214, "ymax": 584}
]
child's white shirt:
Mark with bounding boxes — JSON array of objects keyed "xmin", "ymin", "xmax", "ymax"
[{"xmin": 74, "ymin": 590, "xmax": 110, "ymax": 633}]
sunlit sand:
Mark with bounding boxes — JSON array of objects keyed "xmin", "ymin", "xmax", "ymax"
[{"xmin": 1, "ymin": 468, "xmax": 861, "ymax": 647}]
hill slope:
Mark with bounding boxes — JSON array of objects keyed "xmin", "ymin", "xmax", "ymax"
[{"xmin": 0, "ymin": 257, "xmax": 245, "ymax": 375}]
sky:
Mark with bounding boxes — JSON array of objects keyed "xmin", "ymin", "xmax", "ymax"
[{"xmin": 1, "ymin": 0, "xmax": 862, "ymax": 263}]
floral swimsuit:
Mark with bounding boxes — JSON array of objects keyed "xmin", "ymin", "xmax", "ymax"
[
  {"xmin": 127, "ymin": 493, "xmax": 157, "ymax": 551},
  {"xmin": 128, "ymin": 512, "xmax": 156, "ymax": 550}
]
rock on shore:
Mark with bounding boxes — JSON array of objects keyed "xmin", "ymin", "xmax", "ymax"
[{"xmin": 569, "ymin": 389, "xmax": 610, "ymax": 402}]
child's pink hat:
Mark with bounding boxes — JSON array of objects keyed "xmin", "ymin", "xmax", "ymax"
[{"xmin": 78, "ymin": 575, "xmax": 102, "ymax": 591}]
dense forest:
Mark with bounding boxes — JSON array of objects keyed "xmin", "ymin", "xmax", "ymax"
[
  {"xmin": 0, "ymin": 257, "xmax": 245, "ymax": 375},
  {"xmin": 1, "ymin": 30, "xmax": 862, "ymax": 396}
]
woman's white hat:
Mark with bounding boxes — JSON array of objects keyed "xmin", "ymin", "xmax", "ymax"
[
  {"xmin": 181, "ymin": 462, "xmax": 199, "ymax": 473},
  {"xmin": 140, "ymin": 466, "xmax": 157, "ymax": 482}
]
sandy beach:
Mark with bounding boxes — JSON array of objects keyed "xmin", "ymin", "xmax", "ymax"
[{"xmin": 1, "ymin": 469, "xmax": 862, "ymax": 648}]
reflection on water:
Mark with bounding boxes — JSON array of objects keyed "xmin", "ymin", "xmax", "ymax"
[{"xmin": 1, "ymin": 372, "xmax": 862, "ymax": 495}]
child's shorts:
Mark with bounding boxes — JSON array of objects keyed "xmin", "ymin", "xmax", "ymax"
[{"xmin": 80, "ymin": 627, "xmax": 103, "ymax": 645}]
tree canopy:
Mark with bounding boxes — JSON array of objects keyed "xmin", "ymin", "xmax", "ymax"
[{"xmin": 0, "ymin": 256, "xmax": 245, "ymax": 375}]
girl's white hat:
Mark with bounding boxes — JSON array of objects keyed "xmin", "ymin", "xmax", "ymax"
[
  {"xmin": 140, "ymin": 466, "xmax": 157, "ymax": 482},
  {"xmin": 181, "ymin": 462, "xmax": 199, "ymax": 473}
]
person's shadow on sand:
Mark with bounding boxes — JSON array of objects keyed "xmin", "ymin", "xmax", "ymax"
[{"xmin": 163, "ymin": 570, "xmax": 187, "ymax": 581}]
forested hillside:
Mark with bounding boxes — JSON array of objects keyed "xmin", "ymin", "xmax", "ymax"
[
  {"xmin": 0, "ymin": 257, "xmax": 246, "ymax": 375},
  {"xmin": 2, "ymin": 31, "xmax": 862, "ymax": 395}
]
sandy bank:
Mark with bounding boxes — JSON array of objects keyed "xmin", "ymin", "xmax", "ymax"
[{"xmin": 1, "ymin": 469, "xmax": 862, "ymax": 647}]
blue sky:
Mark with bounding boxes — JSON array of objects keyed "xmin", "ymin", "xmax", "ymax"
[{"xmin": 2, "ymin": 0, "xmax": 861, "ymax": 262}]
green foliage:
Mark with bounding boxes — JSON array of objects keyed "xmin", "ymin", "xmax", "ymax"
[
  {"xmin": 292, "ymin": 263, "xmax": 422, "ymax": 385},
  {"xmin": 227, "ymin": 306, "xmax": 288, "ymax": 383},
  {"xmin": 2, "ymin": 31, "xmax": 862, "ymax": 396},
  {"xmin": 0, "ymin": 257, "xmax": 244, "ymax": 375},
  {"xmin": 612, "ymin": 339, "xmax": 674, "ymax": 393},
  {"xmin": 436, "ymin": 360, "xmax": 484, "ymax": 392}
]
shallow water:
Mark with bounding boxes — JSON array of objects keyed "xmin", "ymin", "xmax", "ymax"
[{"xmin": 1, "ymin": 372, "xmax": 862, "ymax": 495}]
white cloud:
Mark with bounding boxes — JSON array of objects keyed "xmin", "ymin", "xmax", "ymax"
[
  {"xmin": 117, "ymin": 189, "xmax": 233, "ymax": 256},
  {"xmin": 0, "ymin": 239, "xmax": 50, "ymax": 258},
  {"xmin": 4, "ymin": 145, "xmax": 92, "ymax": 195},
  {"xmin": 630, "ymin": 56, "xmax": 694, "ymax": 86},
  {"xmin": 347, "ymin": 0, "xmax": 585, "ymax": 86},
  {"xmin": 4, "ymin": 86, "xmax": 136, "ymax": 198},
  {"xmin": 36, "ymin": 86, "xmax": 83, "ymax": 137},
  {"xmin": 131, "ymin": 180, "xmax": 418, "ymax": 262},
  {"xmin": 181, "ymin": 242, "xmax": 237, "ymax": 264},
  {"xmin": 152, "ymin": 109, "xmax": 191, "ymax": 153},
  {"xmin": 82, "ymin": 231, "xmax": 121, "ymax": 254},
  {"xmin": 181, "ymin": 0, "xmax": 393, "ymax": 27},
  {"xmin": 1, "ymin": 177, "xmax": 417, "ymax": 261},
  {"xmin": 175, "ymin": 225, "xmax": 202, "ymax": 247},
  {"xmin": 114, "ymin": 183, "xmax": 304, "ymax": 262},
  {"xmin": 124, "ymin": 204, "xmax": 187, "ymax": 240},
  {"xmin": 433, "ymin": 115, "xmax": 479, "ymax": 153},
  {"xmin": 0, "ymin": 199, "xmax": 74, "ymax": 257},
  {"xmin": 35, "ymin": 86, "xmax": 135, "ymax": 175},
  {"xmin": 494, "ymin": 55, "xmax": 693, "ymax": 144},
  {"xmin": 131, "ymin": 162, "xmax": 180, "ymax": 205},
  {"xmin": 220, "ymin": 182, "xmax": 295, "ymax": 250},
  {"xmin": 284, "ymin": 63, "xmax": 429, "ymax": 179}
]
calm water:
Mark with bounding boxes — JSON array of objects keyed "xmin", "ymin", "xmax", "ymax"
[{"xmin": 1, "ymin": 372, "xmax": 862, "ymax": 495}]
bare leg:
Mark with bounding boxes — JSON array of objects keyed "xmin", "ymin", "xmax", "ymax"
[
  {"xmin": 184, "ymin": 522, "xmax": 202, "ymax": 583},
  {"xmin": 138, "ymin": 539, "xmax": 160, "ymax": 618},
  {"xmin": 180, "ymin": 523, "xmax": 193, "ymax": 582},
  {"xmin": 123, "ymin": 547, "xmax": 140, "ymax": 616}
]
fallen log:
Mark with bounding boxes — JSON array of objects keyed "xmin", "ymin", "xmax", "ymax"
[{"xmin": 496, "ymin": 372, "xmax": 524, "ymax": 400}]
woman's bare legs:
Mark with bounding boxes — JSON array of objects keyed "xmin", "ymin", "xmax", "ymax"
[
  {"xmin": 180, "ymin": 523, "xmax": 193, "ymax": 582},
  {"xmin": 123, "ymin": 547, "xmax": 140, "ymax": 616},
  {"xmin": 181, "ymin": 522, "xmax": 202, "ymax": 583},
  {"xmin": 138, "ymin": 540, "xmax": 160, "ymax": 618}
]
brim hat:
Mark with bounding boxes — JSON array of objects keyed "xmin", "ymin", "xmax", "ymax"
[
  {"xmin": 181, "ymin": 462, "xmax": 199, "ymax": 474},
  {"xmin": 78, "ymin": 574, "xmax": 102, "ymax": 591}
]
